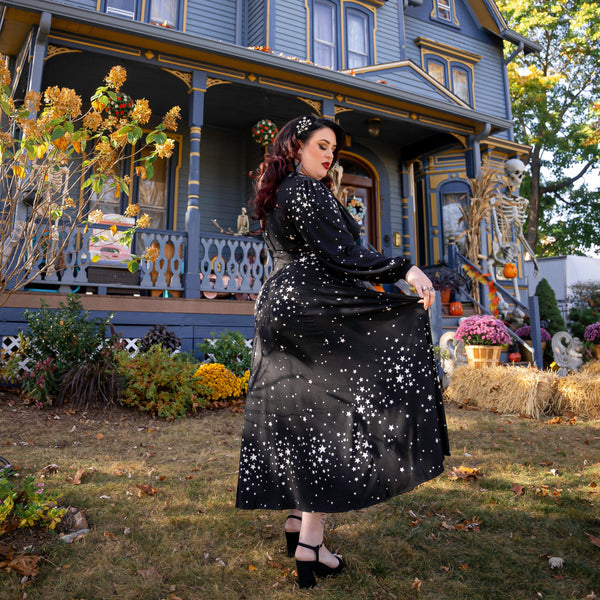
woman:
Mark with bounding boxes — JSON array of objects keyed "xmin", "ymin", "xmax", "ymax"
[{"xmin": 236, "ymin": 115, "xmax": 450, "ymax": 588}]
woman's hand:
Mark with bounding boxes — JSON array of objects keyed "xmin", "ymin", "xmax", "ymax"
[{"xmin": 404, "ymin": 266, "xmax": 436, "ymax": 310}]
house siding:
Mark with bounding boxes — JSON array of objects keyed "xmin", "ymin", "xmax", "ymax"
[
  {"xmin": 186, "ymin": 0, "xmax": 238, "ymax": 42},
  {"xmin": 273, "ymin": 0, "xmax": 307, "ymax": 59},
  {"xmin": 374, "ymin": 0, "xmax": 402, "ymax": 65}
]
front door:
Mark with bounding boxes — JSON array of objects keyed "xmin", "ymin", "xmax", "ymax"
[{"xmin": 338, "ymin": 157, "xmax": 378, "ymax": 249}]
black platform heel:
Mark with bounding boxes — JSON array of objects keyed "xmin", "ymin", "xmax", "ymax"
[
  {"xmin": 284, "ymin": 515, "xmax": 302, "ymax": 557},
  {"xmin": 295, "ymin": 541, "xmax": 344, "ymax": 589}
]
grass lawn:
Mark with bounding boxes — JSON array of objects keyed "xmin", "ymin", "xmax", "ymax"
[{"xmin": 1, "ymin": 396, "xmax": 599, "ymax": 600}]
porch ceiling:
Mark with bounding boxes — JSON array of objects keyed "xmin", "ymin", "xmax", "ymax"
[{"xmin": 42, "ymin": 52, "xmax": 457, "ymax": 158}]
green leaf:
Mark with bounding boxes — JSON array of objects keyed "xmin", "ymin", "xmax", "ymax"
[
  {"xmin": 64, "ymin": 120, "xmax": 74, "ymax": 134},
  {"xmin": 50, "ymin": 126, "xmax": 66, "ymax": 141},
  {"xmin": 145, "ymin": 163, "xmax": 154, "ymax": 180},
  {"xmin": 127, "ymin": 259, "xmax": 140, "ymax": 273},
  {"xmin": 153, "ymin": 132, "xmax": 167, "ymax": 145}
]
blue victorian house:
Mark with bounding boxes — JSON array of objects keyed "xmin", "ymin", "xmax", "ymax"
[{"xmin": 0, "ymin": 0, "xmax": 539, "ymax": 352}]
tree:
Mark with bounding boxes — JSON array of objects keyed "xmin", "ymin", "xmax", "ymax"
[
  {"xmin": 0, "ymin": 59, "xmax": 181, "ymax": 306},
  {"xmin": 496, "ymin": 0, "xmax": 600, "ymax": 255}
]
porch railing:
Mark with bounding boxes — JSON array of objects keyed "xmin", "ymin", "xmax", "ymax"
[{"xmin": 24, "ymin": 224, "xmax": 271, "ymax": 299}]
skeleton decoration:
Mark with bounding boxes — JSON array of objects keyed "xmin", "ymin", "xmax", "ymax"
[
  {"xmin": 489, "ymin": 158, "xmax": 539, "ymax": 275},
  {"xmin": 551, "ymin": 331, "xmax": 583, "ymax": 376}
]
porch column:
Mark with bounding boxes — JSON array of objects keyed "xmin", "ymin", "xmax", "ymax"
[
  {"xmin": 400, "ymin": 162, "xmax": 416, "ymax": 262},
  {"xmin": 183, "ymin": 70, "xmax": 206, "ymax": 298},
  {"xmin": 27, "ymin": 12, "xmax": 51, "ymax": 94}
]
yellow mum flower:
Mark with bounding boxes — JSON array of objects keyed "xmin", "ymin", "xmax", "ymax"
[{"xmin": 162, "ymin": 106, "xmax": 181, "ymax": 131}]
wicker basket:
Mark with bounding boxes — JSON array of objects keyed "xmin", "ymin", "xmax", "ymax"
[{"xmin": 465, "ymin": 345, "xmax": 502, "ymax": 368}]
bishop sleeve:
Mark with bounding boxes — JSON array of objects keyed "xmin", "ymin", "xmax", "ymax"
[{"xmin": 280, "ymin": 176, "xmax": 412, "ymax": 283}]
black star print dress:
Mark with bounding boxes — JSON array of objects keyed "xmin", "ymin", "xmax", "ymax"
[{"xmin": 236, "ymin": 173, "xmax": 450, "ymax": 513}]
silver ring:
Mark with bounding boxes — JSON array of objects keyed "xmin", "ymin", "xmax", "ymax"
[{"xmin": 429, "ymin": 286, "xmax": 435, "ymax": 291}]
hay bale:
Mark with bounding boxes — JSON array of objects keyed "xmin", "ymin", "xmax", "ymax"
[
  {"xmin": 581, "ymin": 361, "xmax": 600, "ymax": 376},
  {"xmin": 443, "ymin": 365, "xmax": 556, "ymax": 418},
  {"xmin": 555, "ymin": 371, "xmax": 600, "ymax": 418}
]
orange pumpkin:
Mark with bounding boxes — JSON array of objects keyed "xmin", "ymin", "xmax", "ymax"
[
  {"xmin": 508, "ymin": 352, "xmax": 521, "ymax": 363},
  {"xmin": 449, "ymin": 301, "xmax": 463, "ymax": 316},
  {"xmin": 503, "ymin": 263, "xmax": 518, "ymax": 279}
]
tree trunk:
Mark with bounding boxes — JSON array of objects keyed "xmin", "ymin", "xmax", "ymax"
[{"xmin": 526, "ymin": 145, "xmax": 541, "ymax": 251}]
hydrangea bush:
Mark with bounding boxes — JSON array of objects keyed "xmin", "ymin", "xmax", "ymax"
[
  {"xmin": 584, "ymin": 322, "xmax": 600, "ymax": 343},
  {"xmin": 514, "ymin": 325, "xmax": 552, "ymax": 343},
  {"xmin": 454, "ymin": 315, "xmax": 511, "ymax": 346}
]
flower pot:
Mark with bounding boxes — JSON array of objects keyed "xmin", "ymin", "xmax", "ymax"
[
  {"xmin": 520, "ymin": 340, "xmax": 547, "ymax": 364},
  {"xmin": 440, "ymin": 288, "xmax": 451, "ymax": 304},
  {"xmin": 595, "ymin": 344, "xmax": 600, "ymax": 361},
  {"xmin": 465, "ymin": 345, "xmax": 502, "ymax": 368}
]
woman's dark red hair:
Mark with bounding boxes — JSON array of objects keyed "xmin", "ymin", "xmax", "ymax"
[{"xmin": 251, "ymin": 115, "xmax": 345, "ymax": 224}]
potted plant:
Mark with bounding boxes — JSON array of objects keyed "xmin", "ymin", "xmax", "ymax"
[
  {"xmin": 454, "ymin": 314, "xmax": 511, "ymax": 368},
  {"xmin": 584, "ymin": 322, "xmax": 600, "ymax": 360},
  {"xmin": 423, "ymin": 265, "xmax": 466, "ymax": 304},
  {"xmin": 514, "ymin": 324, "xmax": 552, "ymax": 364}
]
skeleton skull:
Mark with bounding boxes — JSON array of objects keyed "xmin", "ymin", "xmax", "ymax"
[{"xmin": 504, "ymin": 158, "xmax": 526, "ymax": 195}]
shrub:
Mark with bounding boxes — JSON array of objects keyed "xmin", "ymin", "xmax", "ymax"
[
  {"xmin": 19, "ymin": 295, "xmax": 115, "ymax": 405},
  {"xmin": 193, "ymin": 363, "xmax": 245, "ymax": 400},
  {"xmin": 139, "ymin": 324, "xmax": 181, "ymax": 353},
  {"xmin": 0, "ymin": 469, "xmax": 66, "ymax": 532},
  {"xmin": 535, "ymin": 278, "xmax": 566, "ymax": 335},
  {"xmin": 60, "ymin": 348, "xmax": 121, "ymax": 408},
  {"xmin": 568, "ymin": 282, "xmax": 600, "ymax": 339},
  {"xmin": 197, "ymin": 330, "xmax": 251, "ymax": 377},
  {"xmin": 116, "ymin": 346, "xmax": 207, "ymax": 418}
]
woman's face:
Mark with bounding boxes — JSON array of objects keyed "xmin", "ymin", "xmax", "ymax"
[{"xmin": 298, "ymin": 126, "xmax": 336, "ymax": 180}]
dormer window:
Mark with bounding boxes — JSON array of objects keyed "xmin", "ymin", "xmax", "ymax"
[
  {"xmin": 346, "ymin": 8, "xmax": 369, "ymax": 68},
  {"xmin": 314, "ymin": 0, "xmax": 338, "ymax": 70},
  {"xmin": 436, "ymin": 0, "xmax": 452, "ymax": 21},
  {"xmin": 431, "ymin": 0, "xmax": 459, "ymax": 26}
]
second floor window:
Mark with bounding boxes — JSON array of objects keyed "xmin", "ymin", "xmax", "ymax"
[
  {"xmin": 346, "ymin": 9, "xmax": 368, "ymax": 69},
  {"xmin": 312, "ymin": 1, "xmax": 373, "ymax": 71},
  {"xmin": 105, "ymin": 0, "xmax": 137, "ymax": 19},
  {"xmin": 148, "ymin": 0, "xmax": 178, "ymax": 28},
  {"xmin": 314, "ymin": 0, "xmax": 337, "ymax": 69}
]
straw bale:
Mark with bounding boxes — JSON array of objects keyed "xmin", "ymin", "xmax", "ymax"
[
  {"xmin": 581, "ymin": 361, "xmax": 600, "ymax": 376},
  {"xmin": 443, "ymin": 365, "xmax": 556, "ymax": 418},
  {"xmin": 555, "ymin": 371, "xmax": 600, "ymax": 418}
]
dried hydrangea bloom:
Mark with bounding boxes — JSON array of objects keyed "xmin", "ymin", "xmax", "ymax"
[
  {"xmin": 132, "ymin": 98, "xmax": 151, "ymax": 124},
  {"xmin": 136, "ymin": 213, "xmax": 151, "ymax": 228},
  {"xmin": 162, "ymin": 106, "xmax": 181, "ymax": 131},
  {"xmin": 105, "ymin": 65, "xmax": 127, "ymax": 92},
  {"xmin": 156, "ymin": 138, "xmax": 175, "ymax": 158}
]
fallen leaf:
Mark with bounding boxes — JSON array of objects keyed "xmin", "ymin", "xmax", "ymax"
[
  {"xmin": 96, "ymin": 433, "xmax": 104, "ymax": 440},
  {"xmin": 3, "ymin": 554, "xmax": 40, "ymax": 577},
  {"xmin": 66, "ymin": 466, "xmax": 87, "ymax": 485},
  {"xmin": 135, "ymin": 483, "xmax": 158, "ymax": 497},
  {"xmin": 589, "ymin": 534, "xmax": 600, "ymax": 549},
  {"xmin": 449, "ymin": 466, "xmax": 480, "ymax": 480},
  {"xmin": 547, "ymin": 417, "xmax": 562, "ymax": 425},
  {"xmin": 440, "ymin": 565, "xmax": 450, "ymax": 572},
  {"xmin": 412, "ymin": 577, "xmax": 422, "ymax": 591},
  {"xmin": 511, "ymin": 483, "xmax": 525, "ymax": 497},
  {"xmin": 459, "ymin": 563, "xmax": 469, "ymax": 570},
  {"xmin": 248, "ymin": 564, "xmax": 258, "ymax": 571}
]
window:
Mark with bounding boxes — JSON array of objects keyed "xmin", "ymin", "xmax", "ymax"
[
  {"xmin": 451, "ymin": 66, "xmax": 469, "ymax": 104},
  {"xmin": 105, "ymin": 0, "xmax": 137, "ymax": 19},
  {"xmin": 426, "ymin": 58, "xmax": 445, "ymax": 85},
  {"xmin": 102, "ymin": 0, "xmax": 183, "ymax": 29},
  {"xmin": 148, "ymin": 0, "xmax": 178, "ymax": 28},
  {"xmin": 436, "ymin": 0, "xmax": 452, "ymax": 21},
  {"xmin": 346, "ymin": 9, "xmax": 369, "ymax": 69},
  {"xmin": 311, "ymin": 1, "xmax": 373, "ymax": 70},
  {"xmin": 314, "ymin": 0, "xmax": 337, "ymax": 69}
]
